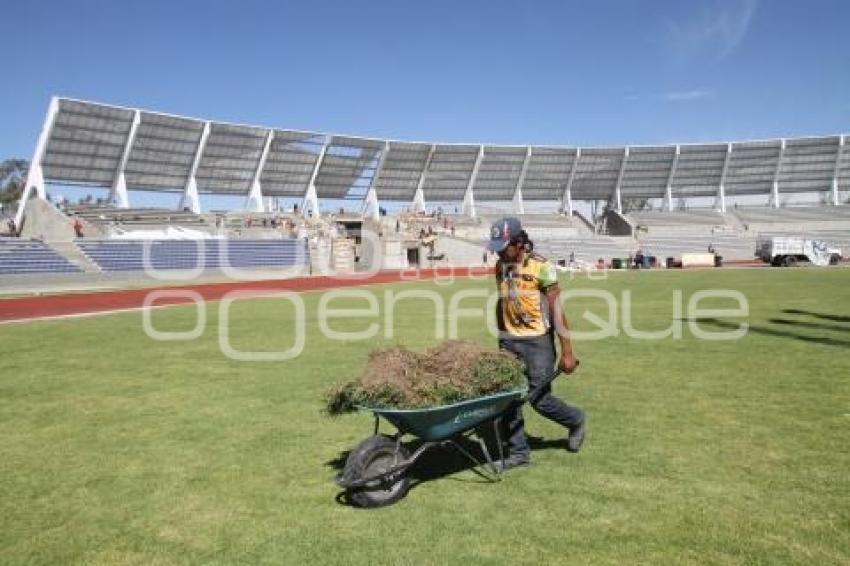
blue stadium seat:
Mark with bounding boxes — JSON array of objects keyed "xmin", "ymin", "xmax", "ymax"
[
  {"xmin": 0, "ymin": 239, "xmax": 82, "ymax": 274},
  {"xmin": 76, "ymin": 239, "xmax": 310, "ymax": 272}
]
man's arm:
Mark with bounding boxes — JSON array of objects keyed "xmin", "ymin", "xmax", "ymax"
[{"xmin": 546, "ymin": 285, "xmax": 579, "ymax": 374}]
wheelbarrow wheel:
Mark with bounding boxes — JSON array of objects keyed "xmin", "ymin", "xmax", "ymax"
[{"xmin": 343, "ymin": 435, "xmax": 411, "ymax": 508}]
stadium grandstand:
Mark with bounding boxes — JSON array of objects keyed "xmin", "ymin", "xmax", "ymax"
[{"xmin": 5, "ymin": 97, "xmax": 850, "ymax": 283}]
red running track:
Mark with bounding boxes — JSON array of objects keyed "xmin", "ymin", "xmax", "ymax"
[{"xmin": 0, "ymin": 267, "xmax": 493, "ymax": 323}]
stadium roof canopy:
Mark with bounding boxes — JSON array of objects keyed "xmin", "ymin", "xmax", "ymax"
[{"xmin": 18, "ymin": 97, "xmax": 850, "ymax": 220}]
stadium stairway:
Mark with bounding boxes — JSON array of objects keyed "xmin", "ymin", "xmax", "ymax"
[
  {"xmin": 20, "ymin": 198, "xmax": 104, "ymax": 241},
  {"xmin": 724, "ymin": 211, "xmax": 748, "ymax": 232},
  {"xmin": 49, "ymin": 241, "xmax": 101, "ymax": 273},
  {"xmin": 570, "ymin": 210, "xmax": 597, "ymax": 234},
  {"xmin": 437, "ymin": 236, "xmax": 488, "ymax": 266},
  {"xmin": 534, "ymin": 236, "xmax": 633, "ymax": 264},
  {"xmin": 67, "ymin": 205, "xmax": 214, "ymax": 234},
  {"xmin": 628, "ymin": 209, "xmax": 733, "ymax": 236}
]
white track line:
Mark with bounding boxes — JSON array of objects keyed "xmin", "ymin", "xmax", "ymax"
[
  {"xmin": 0, "ymin": 276, "xmax": 456, "ymax": 325},
  {"xmin": 0, "ymin": 303, "xmax": 182, "ymax": 325}
]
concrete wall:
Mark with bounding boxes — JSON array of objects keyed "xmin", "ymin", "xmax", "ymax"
[{"xmin": 20, "ymin": 198, "xmax": 103, "ymax": 241}]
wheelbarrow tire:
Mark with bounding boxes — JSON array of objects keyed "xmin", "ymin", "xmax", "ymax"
[{"xmin": 343, "ymin": 435, "xmax": 411, "ymax": 508}]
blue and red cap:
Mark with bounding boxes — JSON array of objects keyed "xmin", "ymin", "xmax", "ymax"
[{"xmin": 486, "ymin": 216, "xmax": 523, "ymax": 252}]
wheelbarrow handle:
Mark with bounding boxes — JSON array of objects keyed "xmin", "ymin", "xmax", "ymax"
[
  {"xmin": 525, "ymin": 367, "xmax": 562, "ymax": 405},
  {"xmin": 528, "ymin": 370, "xmax": 559, "ymax": 401}
]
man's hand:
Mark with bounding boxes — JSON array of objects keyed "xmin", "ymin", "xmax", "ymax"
[
  {"xmin": 546, "ymin": 285, "xmax": 579, "ymax": 376},
  {"xmin": 559, "ymin": 351, "xmax": 580, "ymax": 374}
]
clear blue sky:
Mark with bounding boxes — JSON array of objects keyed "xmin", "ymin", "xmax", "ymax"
[{"xmin": 3, "ymin": 0, "xmax": 849, "ymax": 161}]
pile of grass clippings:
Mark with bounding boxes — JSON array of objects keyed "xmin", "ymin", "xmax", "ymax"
[{"xmin": 325, "ymin": 340, "xmax": 526, "ymax": 414}]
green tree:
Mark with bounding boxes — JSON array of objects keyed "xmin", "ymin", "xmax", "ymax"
[
  {"xmin": 622, "ymin": 197, "xmax": 652, "ymax": 213},
  {"xmin": 0, "ymin": 159, "xmax": 29, "ymax": 207}
]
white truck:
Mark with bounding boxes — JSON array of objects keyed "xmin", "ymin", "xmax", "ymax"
[{"xmin": 756, "ymin": 236, "xmax": 842, "ymax": 267}]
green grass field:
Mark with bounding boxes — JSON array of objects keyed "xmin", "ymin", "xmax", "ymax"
[{"xmin": 1, "ymin": 268, "xmax": 849, "ymax": 565}]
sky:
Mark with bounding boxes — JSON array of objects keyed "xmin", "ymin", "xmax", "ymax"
[{"xmin": 2, "ymin": 0, "xmax": 849, "ymax": 162}]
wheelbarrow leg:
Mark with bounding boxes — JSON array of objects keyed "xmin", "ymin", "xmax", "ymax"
[
  {"xmin": 445, "ymin": 429, "xmax": 503, "ymax": 481},
  {"xmin": 446, "ymin": 438, "xmax": 500, "ymax": 481},
  {"xmin": 493, "ymin": 416, "xmax": 505, "ymax": 467},
  {"xmin": 476, "ymin": 435, "xmax": 502, "ymax": 478}
]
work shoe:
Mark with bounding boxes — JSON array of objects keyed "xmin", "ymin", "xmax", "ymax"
[
  {"xmin": 494, "ymin": 454, "xmax": 531, "ymax": 473},
  {"xmin": 566, "ymin": 421, "xmax": 586, "ymax": 453}
]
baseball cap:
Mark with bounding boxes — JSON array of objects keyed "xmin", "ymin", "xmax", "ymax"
[{"xmin": 486, "ymin": 216, "xmax": 523, "ymax": 252}]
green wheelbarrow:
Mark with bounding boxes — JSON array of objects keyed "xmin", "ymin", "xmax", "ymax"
[{"xmin": 335, "ymin": 370, "xmax": 561, "ymax": 508}]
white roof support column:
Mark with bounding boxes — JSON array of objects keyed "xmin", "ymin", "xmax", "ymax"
[
  {"xmin": 362, "ymin": 141, "xmax": 389, "ymax": 223},
  {"xmin": 180, "ymin": 121, "xmax": 210, "ymax": 214},
  {"xmin": 362, "ymin": 187, "xmax": 380, "ymax": 223},
  {"xmin": 718, "ymin": 143, "xmax": 733, "ymax": 213},
  {"xmin": 412, "ymin": 188, "xmax": 426, "ymax": 213},
  {"xmin": 15, "ymin": 97, "xmax": 59, "ymax": 228},
  {"xmin": 560, "ymin": 148, "xmax": 580, "ymax": 217},
  {"xmin": 832, "ymin": 135, "xmax": 845, "ymax": 206},
  {"xmin": 412, "ymin": 144, "xmax": 435, "ymax": 213},
  {"xmin": 771, "ymin": 138, "xmax": 785, "ymax": 209},
  {"xmin": 665, "ymin": 145, "xmax": 680, "ymax": 212},
  {"xmin": 614, "ymin": 146, "xmax": 629, "ymax": 213},
  {"xmin": 245, "ymin": 129, "xmax": 274, "ymax": 212},
  {"xmin": 512, "ymin": 147, "xmax": 531, "ymax": 215},
  {"xmin": 462, "ymin": 145, "xmax": 484, "ymax": 218},
  {"xmin": 511, "ymin": 186, "xmax": 525, "ymax": 215},
  {"xmin": 110, "ymin": 109, "xmax": 140, "ymax": 209},
  {"xmin": 302, "ymin": 135, "xmax": 330, "ymax": 218}
]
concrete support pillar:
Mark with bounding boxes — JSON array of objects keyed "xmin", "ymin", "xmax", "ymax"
[
  {"xmin": 181, "ymin": 121, "xmax": 210, "ymax": 213},
  {"xmin": 412, "ymin": 144, "xmax": 435, "ymax": 214},
  {"xmin": 15, "ymin": 97, "xmax": 59, "ymax": 228},
  {"xmin": 718, "ymin": 143, "xmax": 733, "ymax": 213},
  {"xmin": 462, "ymin": 145, "xmax": 484, "ymax": 218},
  {"xmin": 301, "ymin": 136, "xmax": 330, "ymax": 218},
  {"xmin": 512, "ymin": 146, "xmax": 531, "ymax": 216},
  {"xmin": 771, "ymin": 139, "xmax": 785, "ymax": 209},
  {"xmin": 665, "ymin": 145, "xmax": 680, "ymax": 212},
  {"xmin": 412, "ymin": 187, "xmax": 426, "ymax": 213},
  {"xmin": 111, "ymin": 109, "xmax": 140, "ymax": 209},
  {"xmin": 832, "ymin": 135, "xmax": 845, "ymax": 206},
  {"xmin": 614, "ymin": 146, "xmax": 629, "ymax": 213},
  {"xmin": 561, "ymin": 148, "xmax": 579, "ymax": 217},
  {"xmin": 245, "ymin": 129, "xmax": 274, "ymax": 212}
]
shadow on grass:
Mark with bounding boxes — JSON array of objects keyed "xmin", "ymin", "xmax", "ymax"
[
  {"xmin": 527, "ymin": 435, "xmax": 569, "ymax": 450},
  {"xmin": 327, "ymin": 427, "xmax": 569, "ymax": 507},
  {"xmin": 326, "ymin": 438, "xmax": 493, "ymax": 507},
  {"xmin": 769, "ymin": 318, "xmax": 850, "ymax": 332},
  {"xmin": 687, "ymin": 317, "xmax": 850, "ymax": 349},
  {"xmin": 781, "ymin": 309, "xmax": 850, "ymax": 323}
]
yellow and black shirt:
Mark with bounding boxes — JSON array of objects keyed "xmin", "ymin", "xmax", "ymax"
[{"xmin": 496, "ymin": 253, "xmax": 559, "ymax": 338}]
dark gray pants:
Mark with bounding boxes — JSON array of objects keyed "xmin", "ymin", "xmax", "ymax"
[{"xmin": 499, "ymin": 333, "xmax": 584, "ymax": 458}]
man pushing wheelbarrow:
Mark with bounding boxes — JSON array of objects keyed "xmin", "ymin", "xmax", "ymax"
[
  {"xmin": 487, "ymin": 216, "xmax": 586, "ymax": 471},
  {"xmin": 333, "ymin": 217, "xmax": 585, "ymax": 507}
]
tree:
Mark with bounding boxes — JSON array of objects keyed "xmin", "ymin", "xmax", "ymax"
[
  {"xmin": 0, "ymin": 159, "xmax": 29, "ymax": 207},
  {"xmin": 621, "ymin": 197, "xmax": 652, "ymax": 213}
]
